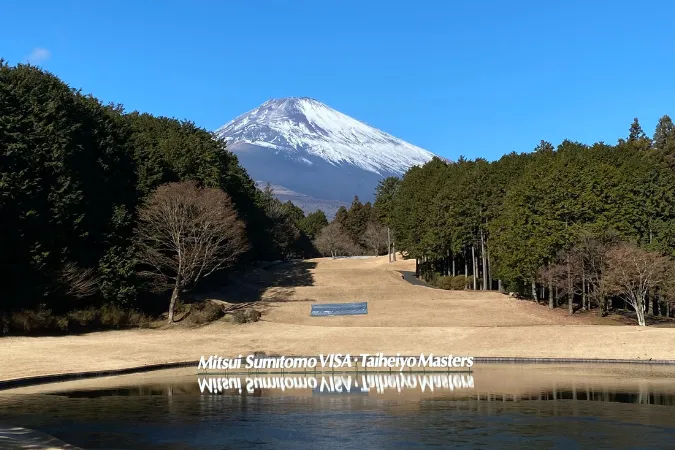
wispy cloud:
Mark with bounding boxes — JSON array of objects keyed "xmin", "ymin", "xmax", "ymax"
[{"xmin": 26, "ymin": 48, "xmax": 51, "ymax": 65}]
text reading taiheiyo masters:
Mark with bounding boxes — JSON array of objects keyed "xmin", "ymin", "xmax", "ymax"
[{"xmin": 198, "ymin": 353, "xmax": 474, "ymax": 371}]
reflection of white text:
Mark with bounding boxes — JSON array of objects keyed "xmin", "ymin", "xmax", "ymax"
[
  {"xmin": 197, "ymin": 374, "xmax": 474, "ymax": 394},
  {"xmin": 360, "ymin": 373, "xmax": 475, "ymax": 393}
]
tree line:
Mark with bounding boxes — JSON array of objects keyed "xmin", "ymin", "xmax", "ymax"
[
  {"xmin": 312, "ymin": 195, "xmax": 395, "ymax": 259},
  {"xmin": 4, "ymin": 61, "xmax": 674, "ymax": 330},
  {"xmin": 0, "ymin": 62, "xmax": 329, "ymax": 330},
  {"xmin": 374, "ymin": 118, "xmax": 675, "ymax": 324}
]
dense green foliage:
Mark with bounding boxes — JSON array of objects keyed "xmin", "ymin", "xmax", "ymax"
[
  {"xmin": 315, "ymin": 194, "xmax": 391, "ymax": 257},
  {"xmin": 380, "ymin": 119, "xmax": 675, "ymax": 316},
  {"xmin": 0, "ymin": 62, "xmax": 324, "ymax": 320},
  {"xmin": 4, "ymin": 62, "xmax": 674, "ymax": 329}
]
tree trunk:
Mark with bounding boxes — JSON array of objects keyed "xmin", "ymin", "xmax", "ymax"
[
  {"xmin": 452, "ymin": 253, "xmax": 456, "ymax": 277},
  {"xmin": 548, "ymin": 277, "xmax": 554, "ymax": 309},
  {"xmin": 647, "ymin": 291, "xmax": 654, "ymax": 316},
  {"xmin": 464, "ymin": 248, "xmax": 468, "ymax": 279},
  {"xmin": 599, "ymin": 295, "xmax": 607, "ymax": 316},
  {"xmin": 480, "ymin": 230, "xmax": 487, "ymax": 291},
  {"xmin": 567, "ymin": 254, "xmax": 573, "ymax": 315},
  {"xmin": 168, "ymin": 276, "xmax": 181, "ymax": 323},
  {"xmin": 531, "ymin": 281, "xmax": 538, "ymax": 302},
  {"xmin": 656, "ymin": 293, "xmax": 662, "ymax": 316},
  {"xmin": 498, "ymin": 279, "xmax": 502, "ymax": 292},
  {"xmin": 581, "ymin": 271, "xmax": 587, "ymax": 311},
  {"xmin": 487, "ymin": 247, "xmax": 492, "ymax": 290},
  {"xmin": 635, "ymin": 298, "xmax": 646, "ymax": 326},
  {"xmin": 387, "ymin": 227, "xmax": 392, "ymax": 263},
  {"xmin": 392, "ymin": 241, "xmax": 396, "ymax": 261},
  {"xmin": 415, "ymin": 258, "xmax": 419, "ymax": 277},
  {"xmin": 472, "ymin": 246, "xmax": 477, "ymax": 290}
]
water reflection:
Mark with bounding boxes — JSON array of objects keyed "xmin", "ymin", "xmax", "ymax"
[
  {"xmin": 43, "ymin": 372, "xmax": 675, "ymax": 405},
  {"xmin": 1, "ymin": 367, "xmax": 675, "ymax": 449}
]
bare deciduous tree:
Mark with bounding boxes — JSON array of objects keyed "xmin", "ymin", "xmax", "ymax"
[
  {"xmin": 53, "ymin": 262, "xmax": 99, "ymax": 298},
  {"xmin": 135, "ymin": 181, "xmax": 248, "ymax": 323},
  {"xmin": 662, "ymin": 276, "xmax": 675, "ymax": 318},
  {"xmin": 605, "ymin": 243, "xmax": 672, "ymax": 326},
  {"xmin": 314, "ymin": 222, "xmax": 360, "ymax": 257},
  {"xmin": 536, "ymin": 264, "xmax": 555, "ymax": 309},
  {"xmin": 546, "ymin": 249, "xmax": 583, "ymax": 313},
  {"xmin": 362, "ymin": 222, "xmax": 388, "ymax": 256},
  {"xmin": 574, "ymin": 232, "xmax": 618, "ymax": 316}
]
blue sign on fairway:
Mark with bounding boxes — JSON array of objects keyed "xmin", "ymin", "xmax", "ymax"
[{"xmin": 310, "ymin": 302, "xmax": 368, "ymax": 316}]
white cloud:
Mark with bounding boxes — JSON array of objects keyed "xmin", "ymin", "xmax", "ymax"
[{"xmin": 27, "ymin": 48, "xmax": 51, "ymax": 65}]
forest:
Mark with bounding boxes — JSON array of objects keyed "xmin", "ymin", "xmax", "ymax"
[
  {"xmin": 2, "ymin": 61, "xmax": 674, "ymax": 333},
  {"xmin": 370, "ymin": 119, "xmax": 675, "ymax": 324},
  {"xmin": 0, "ymin": 62, "xmax": 333, "ymax": 332}
]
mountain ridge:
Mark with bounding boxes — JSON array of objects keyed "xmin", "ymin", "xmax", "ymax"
[{"xmin": 216, "ymin": 97, "xmax": 438, "ymax": 207}]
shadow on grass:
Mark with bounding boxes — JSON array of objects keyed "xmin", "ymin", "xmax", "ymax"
[
  {"xmin": 1, "ymin": 261, "xmax": 319, "ymax": 337},
  {"xmin": 398, "ymin": 270, "xmax": 440, "ymax": 288},
  {"xmin": 192, "ymin": 260, "xmax": 318, "ymax": 305},
  {"xmin": 609, "ymin": 310, "xmax": 675, "ymax": 327}
]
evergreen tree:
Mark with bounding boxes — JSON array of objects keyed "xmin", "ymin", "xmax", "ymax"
[
  {"xmin": 374, "ymin": 177, "xmax": 401, "ymax": 226},
  {"xmin": 298, "ymin": 210, "xmax": 329, "ymax": 240},
  {"xmin": 0, "ymin": 63, "xmax": 137, "ymax": 310},
  {"xmin": 627, "ymin": 117, "xmax": 652, "ymax": 151},
  {"xmin": 334, "ymin": 206, "xmax": 348, "ymax": 225},
  {"xmin": 653, "ymin": 114, "xmax": 675, "ymax": 169},
  {"xmin": 534, "ymin": 140, "xmax": 555, "ymax": 153},
  {"xmin": 629, "ymin": 117, "xmax": 647, "ymax": 141},
  {"xmin": 653, "ymin": 115, "xmax": 675, "ymax": 150}
]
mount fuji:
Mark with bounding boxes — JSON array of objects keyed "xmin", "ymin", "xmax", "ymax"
[{"xmin": 215, "ymin": 97, "xmax": 437, "ymax": 216}]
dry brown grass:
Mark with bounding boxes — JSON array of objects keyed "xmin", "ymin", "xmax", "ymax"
[
  {"xmin": 1, "ymin": 255, "xmax": 674, "ymax": 382},
  {"xmin": 258, "ymin": 256, "xmax": 614, "ymax": 327}
]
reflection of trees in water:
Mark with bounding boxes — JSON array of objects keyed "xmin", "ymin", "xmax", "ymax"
[
  {"xmin": 48, "ymin": 379, "xmax": 675, "ymax": 407},
  {"xmin": 472, "ymin": 385, "xmax": 675, "ymax": 406}
]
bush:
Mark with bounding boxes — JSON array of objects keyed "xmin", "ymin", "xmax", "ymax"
[
  {"xmin": 68, "ymin": 307, "xmax": 100, "ymax": 328},
  {"xmin": 451, "ymin": 276, "xmax": 469, "ymax": 290},
  {"xmin": 435, "ymin": 276, "xmax": 454, "ymax": 290},
  {"xmin": 245, "ymin": 308, "xmax": 261, "ymax": 322},
  {"xmin": 55, "ymin": 316, "xmax": 70, "ymax": 331},
  {"xmin": 434, "ymin": 275, "xmax": 470, "ymax": 290},
  {"xmin": 422, "ymin": 270, "xmax": 438, "ymax": 285},
  {"xmin": 188, "ymin": 301, "xmax": 225, "ymax": 325},
  {"xmin": 129, "ymin": 310, "xmax": 151, "ymax": 328},
  {"xmin": 4, "ymin": 304, "xmax": 150, "ymax": 335},
  {"xmin": 231, "ymin": 308, "xmax": 261, "ymax": 324},
  {"xmin": 10, "ymin": 305, "xmax": 53, "ymax": 333},
  {"xmin": 0, "ymin": 313, "xmax": 9, "ymax": 335},
  {"xmin": 101, "ymin": 303, "xmax": 127, "ymax": 328},
  {"xmin": 232, "ymin": 310, "xmax": 248, "ymax": 324}
]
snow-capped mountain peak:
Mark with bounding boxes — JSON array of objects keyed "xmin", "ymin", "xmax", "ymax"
[{"xmin": 215, "ymin": 97, "xmax": 436, "ymax": 176}]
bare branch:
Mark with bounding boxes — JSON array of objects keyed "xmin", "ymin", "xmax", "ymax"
[
  {"xmin": 56, "ymin": 262, "xmax": 100, "ymax": 298},
  {"xmin": 604, "ymin": 243, "xmax": 672, "ymax": 326},
  {"xmin": 314, "ymin": 222, "xmax": 361, "ymax": 257},
  {"xmin": 135, "ymin": 181, "xmax": 249, "ymax": 321}
]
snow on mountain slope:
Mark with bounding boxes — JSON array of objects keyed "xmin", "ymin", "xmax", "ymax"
[{"xmin": 216, "ymin": 97, "xmax": 436, "ymax": 176}]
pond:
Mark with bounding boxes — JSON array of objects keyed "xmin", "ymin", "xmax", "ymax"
[{"xmin": 1, "ymin": 364, "xmax": 674, "ymax": 449}]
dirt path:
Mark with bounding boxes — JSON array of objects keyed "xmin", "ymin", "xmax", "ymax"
[{"xmin": 1, "ymin": 255, "xmax": 674, "ymax": 383}]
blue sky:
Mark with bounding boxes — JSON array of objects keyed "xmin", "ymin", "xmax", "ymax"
[{"xmin": 2, "ymin": 0, "xmax": 675, "ymax": 161}]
